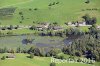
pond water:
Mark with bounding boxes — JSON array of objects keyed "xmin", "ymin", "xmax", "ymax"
[{"xmin": 0, "ymin": 35, "xmax": 73, "ymax": 49}]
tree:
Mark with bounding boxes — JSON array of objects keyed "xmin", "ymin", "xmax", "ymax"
[
  {"xmin": 48, "ymin": 3, "xmax": 52, "ymax": 6},
  {"xmin": 46, "ymin": 53, "xmax": 51, "ymax": 57},
  {"xmin": 85, "ymin": 0, "xmax": 90, "ymax": 4},
  {"xmin": 3, "ymin": 47, "xmax": 7, "ymax": 53},
  {"xmin": 52, "ymin": 2, "xmax": 56, "ymax": 5},
  {"xmin": 77, "ymin": 58, "xmax": 82, "ymax": 62},
  {"xmin": 75, "ymin": 51, "xmax": 82, "ymax": 57},
  {"xmin": 7, "ymin": 31, "xmax": 13, "ymax": 35},
  {"xmin": 15, "ymin": 25, "xmax": 19, "ymax": 29},
  {"xmin": 29, "ymin": 8, "xmax": 32, "ymax": 11},
  {"xmin": 16, "ymin": 47, "xmax": 21, "ymax": 53},
  {"xmin": 7, "ymin": 25, "xmax": 13, "ymax": 30},
  {"xmin": 0, "ymin": 48, "xmax": 4, "ymax": 53},
  {"xmin": 59, "ymin": 55, "xmax": 64, "ymax": 59},
  {"xmin": 34, "ymin": 8, "xmax": 38, "ymax": 10},
  {"xmin": 56, "ymin": 2, "xmax": 59, "ymax": 4},
  {"xmin": 53, "ymin": 22, "xmax": 58, "ymax": 25},
  {"xmin": 30, "ymin": 53, "xmax": 34, "ymax": 59},
  {"xmin": 21, "ymin": 16, "xmax": 24, "ymax": 20},
  {"xmin": 89, "ymin": 24, "xmax": 97, "ymax": 34},
  {"xmin": 22, "ymin": 48, "xmax": 28, "ymax": 53},
  {"xmin": 82, "ymin": 14, "xmax": 91, "ymax": 24},
  {"xmin": 28, "ymin": 46, "xmax": 34, "ymax": 53},
  {"xmin": 1, "ymin": 56, "xmax": 6, "ymax": 60},
  {"xmin": 28, "ymin": 47, "xmax": 41, "ymax": 56},
  {"xmin": 20, "ymin": 21, "xmax": 22, "ymax": 23},
  {"xmin": 33, "ymin": 48, "xmax": 41, "ymax": 56},
  {"xmin": 62, "ymin": 46, "xmax": 72, "ymax": 55},
  {"xmin": 19, "ymin": 12, "xmax": 23, "ymax": 15},
  {"xmin": 11, "ymin": 49, "xmax": 15, "ymax": 54},
  {"xmin": 91, "ymin": 17, "xmax": 97, "ymax": 24},
  {"xmin": 50, "ymin": 62, "xmax": 56, "ymax": 66},
  {"xmin": 82, "ymin": 14, "xmax": 97, "ymax": 25},
  {"xmin": 48, "ymin": 49, "xmax": 60, "ymax": 56}
]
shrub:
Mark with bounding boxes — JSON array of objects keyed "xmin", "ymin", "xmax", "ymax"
[
  {"xmin": 1, "ymin": 56, "xmax": 6, "ymax": 60},
  {"xmin": 34, "ymin": 8, "xmax": 38, "ymax": 10},
  {"xmin": 50, "ymin": 62, "xmax": 56, "ymax": 66},
  {"xmin": 30, "ymin": 53, "xmax": 34, "ymax": 59}
]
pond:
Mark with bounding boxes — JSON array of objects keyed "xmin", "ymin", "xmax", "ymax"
[{"xmin": 0, "ymin": 35, "xmax": 73, "ymax": 50}]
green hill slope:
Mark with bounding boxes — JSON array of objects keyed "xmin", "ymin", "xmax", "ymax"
[
  {"xmin": 0, "ymin": 0, "xmax": 30, "ymax": 7},
  {"xmin": 0, "ymin": 0, "xmax": 100, "ymax": 25}
]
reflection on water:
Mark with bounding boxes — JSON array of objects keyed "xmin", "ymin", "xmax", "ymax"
[
  {"xmin": 22, "ymin": 39, "xmax": 35, "ymax": 44},
  {"xmin": 0, "ymin": 35, "xmax": 73, "ymax": 49},
  {"xmin": 63, "ymin": 38, "xmax": 72, "ymax": 45}
]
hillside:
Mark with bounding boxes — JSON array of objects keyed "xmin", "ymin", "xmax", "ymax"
[
  {"xmin": 0, "ymin": 0, "xmax": 100, "ymax": 66},
  {"xmin": 0, "ymin": 0, "xmax": 100, "ymax": 25},
  {"xmin": 0, "ymin": 0, "xmax": 30, "ymax": 7}
]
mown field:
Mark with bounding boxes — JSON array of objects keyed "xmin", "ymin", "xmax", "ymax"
[
  {"xmin": 0, "ymin": 0, "xmax": 100, "ymax": 25},
  {"xmin": 0, "ymin": 53, "xmax": 95, "ymax": 66}
]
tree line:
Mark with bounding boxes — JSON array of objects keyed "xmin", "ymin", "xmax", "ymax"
[{"xmin": 62, "ymin": 25, "xmax": 100, "ymax": 61}]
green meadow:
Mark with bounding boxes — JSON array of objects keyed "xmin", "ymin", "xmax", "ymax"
[
  {"xmin": 0, "ymin": 0, "xmax": 100, "ymax": 66},
  {"xmin": 0, "ymin": 53, "xmax": 94, "ymax": 66},
  {"xmin": 0, "ymin": 0, "xmax": 100, "ymax": 25}
]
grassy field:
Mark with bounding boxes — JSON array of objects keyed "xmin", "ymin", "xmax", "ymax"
[
  {"xmin": 0, "ymin": 0, "xmax": 100, "ymax": 25},
  {"xmin": 95, "ymin": 62, "xmax": 100, "ymax": 66},
  {"xmin": 0, "ymin": 53, "xmax": 94, "ymax": 66},
  {"xmin": 0, "ymin": 0, "xmax": 100, "ymax": 66},
  {"xmin": 0, "ymin": 28, "xmax": 36, "ymax": 34},
  {"xmin": 0, "ymin": 0, "xmax": 30, "ymax": 7}
]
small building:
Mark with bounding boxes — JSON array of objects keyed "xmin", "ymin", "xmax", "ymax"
[
  {"xmin": 53, "ymin": 26, "xmax": 63, "ymax": 31},
  {"xmin": 67, "ymin": 22, "xmax": 72, "ymax": 25},
  {"xmin": 36, "ymin": 25, "xmax": 44, "ymax": 30},
  {"xmin": 77, "ymin": 22, "xmax": 86, "ymax": 26},
  {"xmin": 40, "ymin": 22, "xmax": 50, "ymax": 28},
  {"xmin": 36, "ymin": 22, "xmax": 50, "ymax": 30},
  {"xmin": 97, "ymin": 26, "xmax": 100, "ymax": 29},
  {"xmin": 67, "ymin": 21, "xmax": 86, "ymax": 26}
]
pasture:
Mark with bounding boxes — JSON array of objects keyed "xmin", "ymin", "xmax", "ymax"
[
  {"xmin": 0, "ymin": 0, "xmax": 100, "ymax": 66},
  {"xmin": 0, "ymin": 53, "xmax": 94, "ymax": 66},
  {"xmin": 0, "ymin": 0, "xmax": 100, "ymax": 25}
]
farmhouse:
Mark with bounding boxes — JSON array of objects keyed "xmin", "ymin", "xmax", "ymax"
[
  {"xmin": 67, "ymin": 21, "xmax": 86, "ymax": 26},
  {"xmin": 36, "ymin": 25, "xmax": 44, "ymax": 30},
  {"xmin": 77, "ymin": 22, "xmax": 86, "ymax": 26},
  {"xmin": 53, "ymin": 26, "xmax": 62, "ymax": 30},
  {"xmin": 36, "ymin": 23, "xmax": 50, "ymax": 30},
  {"xmin": 53, "ymin": 26, "xmax": 63, "ymax": 31}
]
